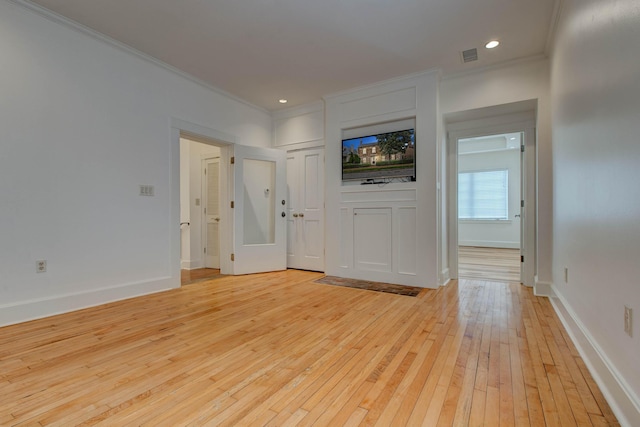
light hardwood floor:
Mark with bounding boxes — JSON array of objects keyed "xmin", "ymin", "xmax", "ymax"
[
  {"xmin": 0, "ymin": 270, "xmax": 618, "ymax": 426},
  {"xmin": 459, "ymin": 246, "xmax": 522, "ymax": 282},
  {"xmin": 181, "ymin": 268, "xmax": 223, "ymax": 285}
]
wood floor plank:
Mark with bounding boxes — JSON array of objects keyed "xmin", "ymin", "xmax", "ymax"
[
  {"xmin": 0, "ymin": 270, "xmax": 619, "ymax": 426},
  {"xmin": 459, "ymin": 246, "xmax": 521, "ymax": 282}
]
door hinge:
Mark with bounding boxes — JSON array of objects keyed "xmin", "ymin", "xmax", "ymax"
[
  {"xmin": 230, "ymin": 201, "xmax": 234, "ymax": 209},
  {"xmin": 231, "ymin": 253, "xmax": 235, "ymax": 261},
  {"xmin": 521, "ymin": 255, "xmax": 524, "ymax": 263},
  {"xmin": 204, "ymin": 169, "xmax": 207, "ymax": 175},
  {"xmin": 521, "ymin": 200, "xmax": 524, "ymax": 208},
  {"xmin": 204, "ymin": 247, "xmax": 207, "ymax": 254},
  {"xmin": 230, "ymin": 156, "xmax": 235, "ymax": 164},
  {"xmin": 521, "ymin": 145, "xmax": 525, "ymax": 153}
]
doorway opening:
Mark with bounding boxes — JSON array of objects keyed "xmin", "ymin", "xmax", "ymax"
[
  {"xmin": 446, "ymin": 106, "xmax": 536, "ymax": 287},
  {"xmin": 179, "ymin": 134, "xmax": 231, "ymax": 285},
  {"xmin": 180, "ymin": 137, "xmax": 223, "ymax": 285},
  {"xmin": 456, "ymin": 132, "xmax": 522, "ymax": 282}
]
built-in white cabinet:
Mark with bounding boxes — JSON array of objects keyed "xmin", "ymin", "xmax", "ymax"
[{"xmin": 286, "ymin": 148, "xmax": 325, "ymax": 271}]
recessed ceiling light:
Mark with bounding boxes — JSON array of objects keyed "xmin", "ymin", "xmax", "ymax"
[
  {"xmin": 279, "ymin": 99, "xmax": 288, "ymax": 104},
  {"xmin": 485, "ymin": 40, "xmax": 500, "ymax": 49},
  {"xmin": 510, "ymin": 137, "xmax": 516, "ymax": 140}
]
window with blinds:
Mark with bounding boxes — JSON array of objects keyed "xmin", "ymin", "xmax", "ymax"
[{"xmin": 458, "ymin": 169, "xmax": 509, "ymax": 220}]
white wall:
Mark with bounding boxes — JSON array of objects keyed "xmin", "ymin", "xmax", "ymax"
[
  {"xmin": 0, "ymin": 0, "xmax": 272, "ymax": 326},
  {"xmin": 324, "ymin": 71, "xmax": 440, "ymax": 288},
  {"xmin": 458, "ymin": 147, "xmax": 521, "ymax": 248},
  {"xmin": 550, "ymin": 0, "xmax": 640, "ymax": 423},
  {"xmin": 440, "ymin": 58, "xmax": 552, "ymax": 285}
]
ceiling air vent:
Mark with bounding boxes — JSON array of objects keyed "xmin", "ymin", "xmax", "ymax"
[{"xmin": 461, "ymin": 48, "xmax": 478, "ymax": 63}]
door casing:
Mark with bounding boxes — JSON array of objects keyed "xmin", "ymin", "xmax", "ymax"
[{"xmin": 446, "ymin": 111, "xmax": 536, "ymax": 286}]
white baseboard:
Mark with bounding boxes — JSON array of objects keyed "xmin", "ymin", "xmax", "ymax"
[
  {"xmin": 549, "ymin": 287, "xmax": 640, "ymax": 427},
  {"xmin": 458, "ymin": 240, "xmax": 520, "ymax": 249},
  {"xmin": 534, "ymin": 276, "xmax": 555, "ymax": 297},
  {"xmin": 0, "ymin": 276, "xmax": 178, "ymax": 328},
  {"xmin": 180, "ymin": 259, "xmax": 203, "ymax": 270},
  {"xmin": 440, "ymin": 268, "xmax": 450, "ymax": 286}
]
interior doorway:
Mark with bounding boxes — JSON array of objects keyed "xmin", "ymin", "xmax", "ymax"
[
  {"xmin": 171, "ymin": 119, "xmax": 289, "ymax": 285},
  {"xmin": 179, "ymin": 136, "xmax": 228, "ymax": 285},
  {"xmin": 446, "ymin": 108, "xmax": 536, "ymax": 287},
  {"xmin": 456, "ymin": 132, "xmax": 522, "ymax": 282}
]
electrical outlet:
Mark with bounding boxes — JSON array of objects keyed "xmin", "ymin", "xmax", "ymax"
[
  {"xmin": 564, "ymin": 267, "xmax": 569, "ymax": 283},
  {"xmin": 624, "ymin": 306, "xmax": 633, "ymax": 337},
  {"xmin": 139, "ymin": 185, "xmax": 154, "ymax": 196},
  {"xmin": 36, "ymin": 260, "xmax": 47, "ymax": 273}
]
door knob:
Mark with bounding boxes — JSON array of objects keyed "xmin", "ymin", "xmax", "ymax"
[
  {"xmin": 214, "ymin": 217, "xmax": 220, "ymax": 222},
  {"xmin": 293, "ymin": 213, "xmax": 299, "ymax": 218},
  {"xmin": 299, "ymin": 213, "xmax": 304, "ymax": 218}
]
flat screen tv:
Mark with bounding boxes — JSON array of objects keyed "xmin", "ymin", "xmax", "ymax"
[{"xmin": 342, "ymin": 128, "xmax": 415, "ymax": 183}]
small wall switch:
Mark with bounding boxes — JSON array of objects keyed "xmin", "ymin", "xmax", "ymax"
[
  {"xmin": 624, "ymin": 306, "xmax": 633, "ymax": 337},
  {"xmin": 564, "ymin": 267, "xmax": 569, "ymax": 283},
  {"xmin": 36, "ymin": 260, "xmax": 47, "ymax": 273}
]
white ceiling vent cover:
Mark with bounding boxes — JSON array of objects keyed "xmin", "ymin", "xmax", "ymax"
[{"xmin": 461, "ymin": 48, "xmax": 478, "ymax": 63}]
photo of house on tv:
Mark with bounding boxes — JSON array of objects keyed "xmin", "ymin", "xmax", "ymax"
[{"xmin": 342, "ymin": 128, "xmax": 415, "ymax": 182}]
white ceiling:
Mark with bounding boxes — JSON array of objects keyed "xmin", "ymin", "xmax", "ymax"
[{"xmin": 28, "ymin": 0, "xmax": 558, "ymax": 111}]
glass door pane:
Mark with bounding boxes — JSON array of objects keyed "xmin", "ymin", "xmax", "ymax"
[{"xmin": 242, "ymin": 158, "xmax": 276, "ymax": 245}]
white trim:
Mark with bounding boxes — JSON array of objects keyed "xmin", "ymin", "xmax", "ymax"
[
  {"xmin": 324, "ymin": 68, "xmax": 441, "ymax": 102},
  {"xmin": 446, "ymin": 111, "xmax": 536, "ymax": 287},
  {"xmin": 459, "ymin": 240, "xmax": 520, "ymax": 249},
  {"xmin": 0, "ymin": 277, "xmax": 174, "ymax": 327},
  {"xmin": 275, "ymin": 138, "xmax": 325, "ymax": 151},
  {"xmin": 533, "ymin": 277, "xmax": 555, "ymax": 297},
  {"xmin": 549, "ymin": 288, "xmax": 640, "ymax": 427},
  {"xmin": 545, "ymin": 0, "xmax": 564, "ymax": 55},
  {"xmin": 171, "ymin": 118, "xmax": 235, "ymax": 277},
  {"xmin": 440, "ymin": 268, "xmax": 450, "ymax": 286},
  {"xmin": 441, "ymin": 54, "xmax": 548, "ymax": 82},
  {"xmin": 8, "ymin": 0, "xmax": 267, "ymax": 114},
  {"xmin": 271, "ymin": 100, "xmax": 324, "ymax": 119}
]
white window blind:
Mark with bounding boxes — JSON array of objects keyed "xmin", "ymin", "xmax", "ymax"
[{"xmin": 458, "ymin": 169, "xmax": 508, "ymax": 220}]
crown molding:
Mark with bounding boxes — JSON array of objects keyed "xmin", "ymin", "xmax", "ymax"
[
  {"xmin": 545, "ymin": 0, "xmax": 565, "ymax": 55},
  {"xmin": 8, "ymin": 0, "xmax": 269, "ymax": 115},
  {"xmin": 441, "ymin": 54, "xmax": 548, "ymax": 81}
]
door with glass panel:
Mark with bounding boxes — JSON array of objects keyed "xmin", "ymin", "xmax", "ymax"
[{"xmin": 232, "ymin": 145, "xmax": 287, "ymax": 274}]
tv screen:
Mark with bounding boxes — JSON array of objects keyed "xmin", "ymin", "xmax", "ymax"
[{"xmin": 342, "ymin": 128, "xmax": 415, "ymax": 183}]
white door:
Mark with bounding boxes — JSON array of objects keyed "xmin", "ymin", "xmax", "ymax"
[
  {"xmin": 287, "ymin": 148, "xmax": 325, "ymax": 271},
  {"xmin": 203, "ymin": 158, "xmax": 220, "ymax": 268},
  {"xmin": 232, "ymin": 145, "xmax": 287, "ymax": 274}
]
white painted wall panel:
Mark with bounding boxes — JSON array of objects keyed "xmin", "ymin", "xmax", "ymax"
[
  {"xmin": 397, "ymin": 207, "xmax": 417, "ymax": 275},
  {"xmin": 273, "ymin": 101, "xmax": 325, "ymax": 148},
  {"xmin": 339, "ymin": 87, "xmax": 417, "ymax": 123},
  {"xmin": 274, "ymin": 110, "xmax": 324, "ymax": 147},
  {"xmin": 339, "ymin": 208, "xmax": 351, "ymax": 268},
  {"xmin": 353, "ymin": 208, "xmax": 392, "ymax": 272}
]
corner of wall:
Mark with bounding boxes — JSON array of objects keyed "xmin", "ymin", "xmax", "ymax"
[{"xmin": 534, "ymin": 276, "xmax": 555, "ymax": 296}]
